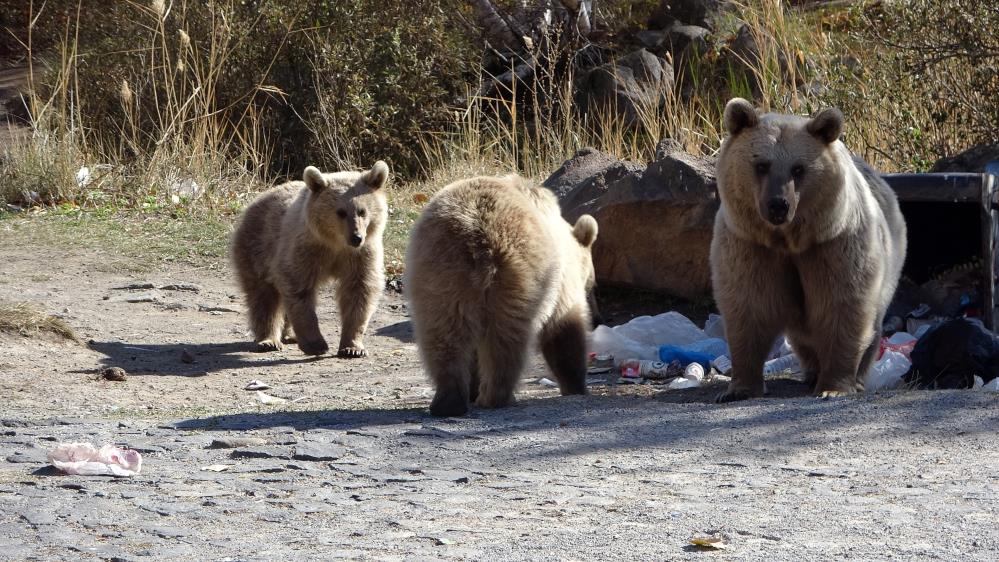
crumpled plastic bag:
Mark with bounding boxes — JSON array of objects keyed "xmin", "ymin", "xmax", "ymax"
[
  {"xmin": 591, "ymin": 312, "xmax": 708, "ymax": 360},
  {"xmin": 48, "ymin": 443, "xmax": 143, "ymax": 477}
]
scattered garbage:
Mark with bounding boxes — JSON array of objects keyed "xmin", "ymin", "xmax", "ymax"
[
  {"xmin": 619, "ymin": 359, "xmax": 678, "ymax": 380},
  {"xmin": 537, "ymin": 377, "xmax": 559, "ymax": 387},
  {"xmin": 763, "ymin": 354, "xmax": 801, "ymax": 376},
  {"xmin": 99, "ymin": 366, "xmax": 128, "ymax": 381},
  {"xmin": 591, "ymin": 312, "xmax": 707, "ymax": 361},
  {"xmin": 75, "ymin": 166, "xmax": 91, "ymax": 187},
  {"xmin": 256, "ymin": 391, "xmax": 287, "ymax": 405},
  {"xmin": 48, "ymin": 443, "xmax": 142, "ymax": 477},
  {"xmin": 880, "ymin": 332, "xmax": 917, "ymax": 359},
  {"xmin": 711, "ymin": 355, "xmax": 732, "ymax": 375},
  {"xmin": 255, "ymin": 390, "xmax": 305, "ymax": 405},
  {"xmin": 980, "ymin": 377, "xmax": 999, "ymax": 392},
  {"xmin": 689, "ymin": 533, "xmax": 730, "ymax": 550},
  {"xmin": 906, "ymin": 318, "xmax": 999, "ymax": 389},
  {"xmin": 586, "ymin": 353, "xmax": 614, "ymax": 374},
  {"xmin": 244, "ymin": 379, "xmax": 271, "ymax": 391},
  {"xmin": 200, "ymin": 464, "xmax": 232, "ymax": 472},
  {"xmin": 865, "ymin": 350, "xmax": 911, "ymax": 391}
]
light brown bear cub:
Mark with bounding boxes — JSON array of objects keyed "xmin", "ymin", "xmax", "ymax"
[
  {"xmin": 405, "ymin": 175, "xmax": 598, "ymax": 417},
  {"xmin": 711, "ymin": 98, "xmax": 906, "ymax": 401},
  {"xmin": 231, "ymin": 162, "xmax": 389, "ymax": 357}
]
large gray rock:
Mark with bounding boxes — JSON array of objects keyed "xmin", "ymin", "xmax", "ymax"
[
  {"xmin": 931, "ymin": 144, "xmax": 999, "ymax": 173},
  {"xmin": 649, "ymin": 0, "xmax": 730, "ymax": 29},
  {"xmin": 548, "ymin": 139, "xmax": 718, "ymax": 298},
  {"xmin": 581, "ymin": 49, "xmax": 674, "ymax": 125}
]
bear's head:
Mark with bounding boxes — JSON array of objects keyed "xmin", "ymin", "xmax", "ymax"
[
  {"xmin": 719, "ymin": 97, "xmax": 846, "ymax": 229},
  {"xmin": 303, "ymin": 161, "xmax": 390, "ymax": 249}
]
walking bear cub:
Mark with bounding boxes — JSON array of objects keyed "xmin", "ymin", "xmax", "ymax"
[
  {"xmin": 231, "ymin": 162, "xmax": 389, "ymax": 357},
  {"xmin": 711, "ymin": 98, "xmax": 907, "ymax": 401},
  {"xmin": 405, "ymin": 175, "xmax": 599, "ymax": 417}
]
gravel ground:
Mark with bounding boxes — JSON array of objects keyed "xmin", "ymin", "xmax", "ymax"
[{"xmin": 0, "ymin": 231, "xmax": 997, "ymax": 561}]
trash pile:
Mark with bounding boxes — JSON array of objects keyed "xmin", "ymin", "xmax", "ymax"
[{"xmin": 588, "ymin": 308, "xmax": 999, "ymax": 393}]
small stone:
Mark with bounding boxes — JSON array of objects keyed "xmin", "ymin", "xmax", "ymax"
[
  {"xmin": 100, "ymin": 366, "xmax": 128, "ymax": 381},
  {"xmin": 293, "ymin": 442, "xmax": 346, "ymax": 462},
  {"xmin": 229, "ymin": 447, "xmax": 289, "ymax": 460},
  {"xmin": 179, "ymin": 350, "xmax": 195, "ymax": 364},
  {"xmin": 208, "ymin": 437, "xmax": 268, "ymax": 449}
]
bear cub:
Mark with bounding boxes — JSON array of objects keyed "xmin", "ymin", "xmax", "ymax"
[
  {"xmin": 711, "ymin": 98, "xmax": 907, "ymax": 401},
  {"xmin": 405, "ymin": 175, "xmax": 599, "ymax": 417},
  {"xmin": 231, "ymin": 162, "xmax": 389, "ymax": 357}
]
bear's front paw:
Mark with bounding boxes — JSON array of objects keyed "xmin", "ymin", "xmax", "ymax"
[
  {"xmin": 256, "ymin": 339, "xmax": 283, "ymax": 352},
  {"xmin": 816, "ymin": 389, "xmax": 854, "ymax": 399},
  {"xmin": 430, "ymin": 391, "xmax": 469, "ymax": 417},
  {"xmin": 298, "ymin": 338, "xmax": 329, "ymax": 356},
  {"xmin": 337, "ymin": 345, "xmax": 367, "ymax": 358},
  {"xmin": 715, "ymin": 384, "xmax": 764, "ymax": 403}
]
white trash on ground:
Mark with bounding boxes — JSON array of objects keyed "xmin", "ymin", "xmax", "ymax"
[
  {"xmin": 865, "ymin": 350, "xmax": 912, "ymax": 391},
  {"xmin": 591, "ymin": 312, "xmax": 707, "ymax": 361},
  {"xmin": 48, "ymin": 443, "xmax": 142, "ymax": 477}
]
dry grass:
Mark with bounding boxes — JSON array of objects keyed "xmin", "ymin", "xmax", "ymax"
[{"xmin": 0, "ymin": 301, "xmax": 79, "ymax": 342}]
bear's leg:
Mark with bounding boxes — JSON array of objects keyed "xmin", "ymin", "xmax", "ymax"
[
  {"xmin": 281, "ymin": 315, "xmax": 297, "ymax": 344},
  {"xmin": 420, "ymin": 334, "xmax": 474, "ymax": 418},
  {"xmin": 245, "ymin": 281, "xmax": 283, "ymax": 352},
  {"xmin": 786, "ymin": 332, "xmax": 821, "ymax": 389},
  {"xmin": 813, "ymin": 308, "xmax": 875, "ymax": 397},
  {"xmin": 335, "ymin": 270, "xmax": 382, "ymax": 358},
  {"xmin": 853, "ymin": 328, "xmax": 882, "ymax": 393},
  {"xmin": 717, "ymin": 316, "xmax": 781, "ymax": 402},
  {"xmin": 285, "ymin": 288, "xmax": 328, "ymax": 356},
  {"xmin": 540, "ymin": 310, "xmax": 588, "ymax": 396},
  {"xmin": 475, "ymin": 329, "xmax": 530, "ymax": 409},
  {"xmin": 468, "ymin": 350, "xmax": 481, "ymax": 403}
]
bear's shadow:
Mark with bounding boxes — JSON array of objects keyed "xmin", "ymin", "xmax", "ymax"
[{"xmin": 83, "ymin": 340, "xmax": 329, "ymax": 377}]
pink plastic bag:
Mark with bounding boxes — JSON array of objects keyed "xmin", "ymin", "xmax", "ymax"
[{"xmin": 48, "ymin": 443, "xmax": 143, "ymax": 477}]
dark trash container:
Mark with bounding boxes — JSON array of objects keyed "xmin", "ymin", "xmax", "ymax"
[{"xmin": 882, "ymin": 164, "xmax": 999, "ymax": 330}]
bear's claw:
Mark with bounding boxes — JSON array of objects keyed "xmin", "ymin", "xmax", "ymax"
[
  {"xmin": 256, "ymin": 339, "xmax": 283, "ymax": 352},
  {"xmin": 337, "ymin": 346, "xmax": 367, "ymax": 358}
]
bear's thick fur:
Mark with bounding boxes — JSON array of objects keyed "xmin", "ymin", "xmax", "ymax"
[
  {"xmin": 231, "ymin": 162, "xmax": 389, "ymax": 357},
  {"xmin": 711, "ymin": 98, "xmax": 907, "ymax": 400},
  {"xmin": 405, "ymin": 175, "xmax": 598, "ymax": 417}
]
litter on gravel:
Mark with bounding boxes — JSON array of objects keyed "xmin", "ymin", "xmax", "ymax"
[
  {"xmin": 244, "ymin": 379, "xmax": 271, "ymax": 391},
  {"xmin": 48, "ymin": 443, "xmax": 142, "ymax": 477}
]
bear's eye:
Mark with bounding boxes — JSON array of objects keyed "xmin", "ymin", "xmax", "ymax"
[
  {"xmin": 336, "ymin": 209, "xmax": 347, "ymax": 219},
  {"xmin": 357, "ymin": 209, "xmax": 366, "ymax": 218},
  {"xmin": 754, "ymin": 162, "xmax": 771, "ymax": 175},
  {"xmin": 791, "ymin": 164, "xmax": 805, "ymax": 178}
]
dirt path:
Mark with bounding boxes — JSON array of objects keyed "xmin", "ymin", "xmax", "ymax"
[{"xmin": 1, "ymin": 220, "xmax": 998, "ymax": 560}]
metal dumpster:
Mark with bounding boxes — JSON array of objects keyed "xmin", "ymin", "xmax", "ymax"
[{"xmin": 882, "ymin": 165, "xmax": 999, "ymax": 330}]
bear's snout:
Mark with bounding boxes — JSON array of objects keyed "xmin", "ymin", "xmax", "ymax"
[
  {"xmin": 766, "ymin": 198, "xmax": 790, "ymax": 225},
  {"xmin": 764, "ymin": 197, "xmax": 790, "ymax": 225},
  {"xmin": 349, "ymin": 233, "xmax": 364, "ymax": 247}
]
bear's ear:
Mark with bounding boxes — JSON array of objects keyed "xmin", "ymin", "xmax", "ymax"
[
  {"xmin": 363, "ymin": 160, "xmax": 390, "ymax": 190},
  {"xmin": 723, "ymin": 98, "xmax": 759, "ymax": 136},
  {"xmin": 806, "ymin": 107, "xmax": 844, "ymax": 144},
  {"xmin": 573, "ymin": 215, "xmax": 598, "ymax": 248},
  {"xmin": 303, "ymin": 166, "xmax": 327, "ymax": 193}
]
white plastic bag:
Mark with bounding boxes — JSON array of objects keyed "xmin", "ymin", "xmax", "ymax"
[
  {"xmin": 590, "ymin": 312, "xmax": 707, "ymax": 361},
  {"xmin": 865, "ymin": 350, "xmax": 911, "ymax": 391},
  {"xmin": 48, "ymin": 443, "xmax": 142, "ymax": 477}
]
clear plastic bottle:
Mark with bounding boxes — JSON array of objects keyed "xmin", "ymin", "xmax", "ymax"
[{"xmin": 762, "ymin": 354, "xmax": 800, "ymax": 375}]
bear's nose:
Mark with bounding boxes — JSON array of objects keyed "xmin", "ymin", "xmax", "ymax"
[
  {"xmin": 349, "ymin": 234, "xmax": 364, "ymax": 247},
  {"xmin": 766, "ymin": 198, "xmax": 790, "ymax": 225}
]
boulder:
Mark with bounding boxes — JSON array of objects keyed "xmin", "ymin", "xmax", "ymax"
[
  {"xmin": 649, "ymin": 0, "xmax": 729, "ymax": 29},
  {"xmin": 931, "ymin": 144, "xmax": 999, "ymax": 173},
  {"xmin": 581, "ymin": 49, "xmax": 674, "ymax": 125},
  {"xmin": 548, "ymin": 139, "xmax": 718, "ymax": 299}
]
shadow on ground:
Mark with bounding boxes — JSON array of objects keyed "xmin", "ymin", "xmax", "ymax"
[{"xmin": 86, "ymin": 340, "xmax": 334, "ymax": 376}]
